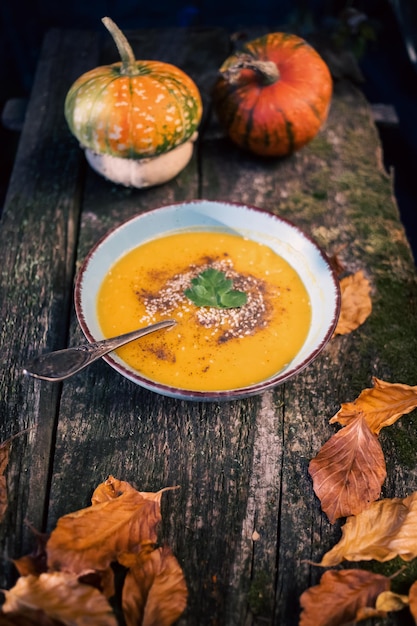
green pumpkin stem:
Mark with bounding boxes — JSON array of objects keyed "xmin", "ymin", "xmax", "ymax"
[
  {"xmin": 221, "ymin": 53, "xmax": 279, "ymax": 86},
  {"xmin": 102, "ymin": 17, "xmax": 140, "ymax": 76}
]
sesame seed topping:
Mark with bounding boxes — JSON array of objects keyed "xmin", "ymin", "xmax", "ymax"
[{"xmin": 137, "ymin": 258, "xmax": 271, "ymax": 342}]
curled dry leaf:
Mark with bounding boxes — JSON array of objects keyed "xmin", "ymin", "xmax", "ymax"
[
  {"xmin": 2, "ymin": 476, "xmax": 186, "ymax": 626},
  {"xmin": 0, "ymin": 429, "xmax": 33, "ymax": 524},
  {"xmin": 333, "ymin": 270, "xmax": 372, "ymax": 336},
  {"xmin": 47, "ymin": 479, "xmax": 162, "ymax": 574},
  {"xmin": 121, "ymin": 546, "xmax": 188, "ymax": 626},
  {"xmin": 91, "ymin": 475, "xmax": 137, "ymax": 504},
  {"xmin": 327, "ymin": 252, "xmax": 346, "ymax": 276},
  {"xmin": 44, "ymin": 476, "xmax": 186, "ymax": 624},
  {"xmin": 409, "ymin": 580, "xmax": 417, "ymax": 622},
  {"xmin": 330, "ymin": 377, "xmax": 417, "ymax": 434},
  {"xmin": 0, "ymin": 438, "xmax": 11, "ymax": 523},
  {"xmin": 2, "ymin": 572, "xmax": 117, "ymax": 626},
  {"xmin": 299, "ymin": 568, "xmax": 389, "ymax": 626},
  {"xmin": 319, "ymin": 491, "xmax": 417, "ymax": 567},
  {"xmin": 309, "ymin": 414, "xmax": 386, "ymax": 523},
  {"xmin": 355, "ymin": 605, "xmax": 388, "ymax": 621},
  {"xmin": 376, "ymin": 590, "xmax": 409, "ymax": 612},
  {"xmin": 92, "ymin": 475, "xmax": 178, "ymax": 506},
  {"xmin": 13, "ymin": 525, "xmax": 49, "ymax": 576}
]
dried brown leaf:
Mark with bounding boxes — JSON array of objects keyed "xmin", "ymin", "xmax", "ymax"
[
  {"xmin": 13, "ymin": 526, "xmax": 49, "ymax": 576},
  {"xmin": 328, "ymin": 252, "xmax": 346, "ymax": 276},
  {"xmin": 309, "ymin": 415, "xmax": 386, "ymax": 523},
  {"xmin": 121, "ymin": 546, "xmax": 188, "ymax": 626},
  {"xmin": 0, "ymin": 610, "xmax": 65, "ymax": 625},
  {"xmin": 0, "ymin": 439, "xmax": 10, "ymax": 475},
  {"xmin": 330, "ymin": 377, "xmax": 417, "ymax": 434},
  {"xmin": 299, "ymin": 569, "xmax": 389, "ymax": 626},
  {"xmin": 355, "ymin": 606, "xmax": 387, "ymax": 621},
  {"xmin": 2, "ymin": 572, "xmax": 117, "ymax": 626},
  {"xmin": 333, "ymin": 270, "xmax": 372, "ymax": 336},
  {"xmin": 409, "ymin": 580, "xmax": 417, "ymax": 623},
  {"xmin": 319, "ymin": 491, "xmax": 417, "ymax": 566},
  {"xmin": 0, "ymin": 439, "xmax": 11, "ymax": 523},
  {"xmin": 0, "ymin": 430, "xmax": 33, "ymax": 524},
  {"xmin": 47, "ymin": 479, "xmax": 162, "ymax": 574}
]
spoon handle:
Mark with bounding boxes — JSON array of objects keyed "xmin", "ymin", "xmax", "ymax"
[{"xmin": 23, "ymin": 320, "xmax": 176, "ymax": 382}]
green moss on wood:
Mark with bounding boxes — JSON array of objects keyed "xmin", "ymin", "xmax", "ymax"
[
  {"xmin": 247, "ymin": 570, "xmax": 273, "ymax": 616},
  {"xmin": 308, "ymin": 134, "xmax": 335, "ymax": 160},
  {"xmin": 384, "ymin": 425, "xmax": 417, "ymax": 470},
  {"xmin": 360, "ymin": 558, "xmax": 417, "ymax": 594}
]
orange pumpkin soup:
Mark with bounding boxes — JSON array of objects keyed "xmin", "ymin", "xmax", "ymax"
[{"xmin": 97, "ymin": 231, "xmax": 311, "ymax": 391}]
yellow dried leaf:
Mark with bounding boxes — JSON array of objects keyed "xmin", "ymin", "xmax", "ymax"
[
  {"xmin": 319, "ymin": 492, "xmax": 417, "ymax": 567},
  {"xmin": 330, "ymin": 377, "xmax": 417, "ymax": 434},
  {"xmin": 299, "ymin": 569, "xmax": 389, "ymax": 626},
  {"xmin": 375, "ymin": 590, "xmax": 409, "ymax": 612},
  {"xmin": 309, "ymin": 415, "xmax": 386, "ymax": 523},
  {"xmin": 47, "ymin": 479, "xmax": 162, "ymax": 574},
  {"xmin": 333, "ymin": 270, "xmax": 372, "ymax": 336},
  {"xmin": 2, "ymin": 572, "xmax": 117, "ymax": 625},
  {"xmin": 122, "ymin": 546, "xmax": 188, "ymax": 626},
  {"xmin": 91, "ymin": 475, "xmax": 178, "ymax": 507}
]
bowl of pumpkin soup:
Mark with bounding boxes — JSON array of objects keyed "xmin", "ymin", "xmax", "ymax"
[{"xmin": 74, "ymin": 200, "xmax": 340, "ymax": 400}]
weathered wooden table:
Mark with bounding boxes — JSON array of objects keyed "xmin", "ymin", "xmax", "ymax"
[{"xmin": 1, "ymin": 25, "xmax": 417, "ymax": 626}]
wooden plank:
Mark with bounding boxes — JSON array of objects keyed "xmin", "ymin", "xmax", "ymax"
[
  {"xmin": 0, "ymin": 29, "xmax": 100, "ymax": 587},
  {"xmin": 201, "ymin": 78, "xmax": 417, "ymax": 625},
  {"xmin": 47, "ymin": 25, "xmax": 252, "ymax": 626}
]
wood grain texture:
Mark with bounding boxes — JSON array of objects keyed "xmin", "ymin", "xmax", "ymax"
[
  {"xmin": 0, "ymin": 29, "xmax": 100, "ymax": 586},
  {"xmin": 1, "ymin": 26, "xmax": 417, "ymax": 626}
]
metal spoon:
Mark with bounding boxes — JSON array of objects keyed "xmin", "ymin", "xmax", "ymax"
[{"xmin": 22, "ymin": 319, "xmax": 176, "ymax": 382}]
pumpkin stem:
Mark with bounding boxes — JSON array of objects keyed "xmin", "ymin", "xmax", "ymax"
[
  {"xmin": 221, "ymin": 53, "xmax": 279, "ymax": 86},
  {"xmin": 102, "ymin": 17, "xmax": 140, "ymax": 76}
]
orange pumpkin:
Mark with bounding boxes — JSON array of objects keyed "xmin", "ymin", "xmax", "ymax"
[{"xmin": 212, "ymin": 32, "xmax": 332, "ymax": 157}]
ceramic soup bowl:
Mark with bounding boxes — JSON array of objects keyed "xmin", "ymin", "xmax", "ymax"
[{"xmin": 74, "ymin": 200, "xmax": 340, "ymax": 400}]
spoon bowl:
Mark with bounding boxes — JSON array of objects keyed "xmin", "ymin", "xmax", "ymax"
[{"xmin": 23, "ymin": 320, "xmax": 176, "ymax": 381}]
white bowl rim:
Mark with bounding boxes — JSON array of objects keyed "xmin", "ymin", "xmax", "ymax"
[{"xmin": 74, "ymin": 199, "xmax": 341, "ymax": 400}]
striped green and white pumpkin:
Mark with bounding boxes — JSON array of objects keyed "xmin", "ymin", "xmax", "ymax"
[{"xmin": 65, "ymin": 18, "xmax": 202, "ymax": 160}]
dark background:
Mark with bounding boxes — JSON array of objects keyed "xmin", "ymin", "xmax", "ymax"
[{"xmin": 1, "ymin": 0, "xmax": 416, "ymax": 262}]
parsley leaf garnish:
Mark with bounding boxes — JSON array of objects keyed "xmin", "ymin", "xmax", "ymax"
[{"xmin": 184, "ymin": 268, "xmax": 247, "ymax": 309}]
